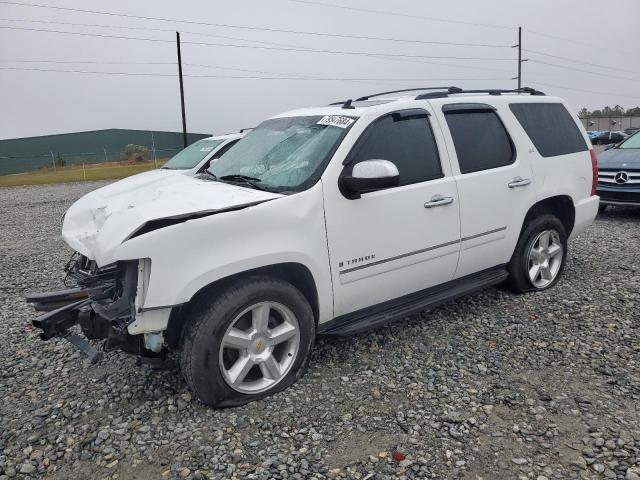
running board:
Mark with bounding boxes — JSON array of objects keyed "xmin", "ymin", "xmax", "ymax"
[{"xmin": 319, "ymin": 266, "xmax": 508, "ymax": 336}]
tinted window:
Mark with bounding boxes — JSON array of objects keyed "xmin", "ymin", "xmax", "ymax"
[
  {"xmin": 445, "ymin": 110, "xmax": 514, "ymax": 174},
  {"xmin": 509, "ymin": 103, "xmax": 588, "ymax": 157},
  {"xmin": 348, "ymin": 110, "xmax": 442, "ymax": 186}
]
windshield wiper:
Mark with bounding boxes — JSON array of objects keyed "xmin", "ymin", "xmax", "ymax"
[{"xmin": 217, "ymin": 174, "xmax": 268, "ymax": 191}]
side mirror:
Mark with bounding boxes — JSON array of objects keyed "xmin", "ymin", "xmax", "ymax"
[{"xmin": 340, "ymin": 159, "xmax": 400, "ymax": 199}]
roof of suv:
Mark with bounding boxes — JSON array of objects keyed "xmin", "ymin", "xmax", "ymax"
[{"xmin": 273, "ymin": 86, "xmax": 567, "ymax": 120}]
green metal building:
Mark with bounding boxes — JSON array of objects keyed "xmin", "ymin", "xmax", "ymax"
[{"xmin": 0, "ymin": 128, "xmax": 210, "ymax": 175}]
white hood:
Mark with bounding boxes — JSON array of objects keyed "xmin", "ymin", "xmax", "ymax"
[{"xmin": 62, "ymin": 174, "xmax": 282, "ymax": 264}]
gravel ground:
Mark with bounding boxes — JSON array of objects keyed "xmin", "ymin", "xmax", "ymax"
[{"xmin": 1, "ymin": 181, "xmax": 639, "ymax": 480}]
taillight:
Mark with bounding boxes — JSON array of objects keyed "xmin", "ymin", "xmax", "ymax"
[{"xmin": 589, "ymin": 149, "xmax": 598, "ymax": 196}]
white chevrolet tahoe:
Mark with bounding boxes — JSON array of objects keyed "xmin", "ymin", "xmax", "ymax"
[{"xmin": 28, "ymin": 87, "xmax": 600, "ymax": 407}]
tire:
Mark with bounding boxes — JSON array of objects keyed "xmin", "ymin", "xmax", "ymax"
[
  {"xmin": 598, "ymin": 204, "xmax": 608, "ymax": 214},
  {"xmin": 180, "ymin": 276, "xmax": 315, "ymax": 407},
  {"xmin": 505, "ymin": 214, "xmax": 568, "ymax": 293}
]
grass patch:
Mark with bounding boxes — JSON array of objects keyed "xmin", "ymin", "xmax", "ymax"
[{"xmin": 0, "ymin": 160, "xmax": 167, "ymax": 187}]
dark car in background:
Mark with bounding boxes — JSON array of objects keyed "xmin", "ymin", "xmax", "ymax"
[
  {"xmin": 591, "ymin": 130, "xmax": 628, "ymax": 145},
  {"xmin": 624, "ymin": 127, "xmax": 640, "ymax": 136},
  {"xmin": 597, "ymin": 130, "xmax": 640, "ymax": 211}
]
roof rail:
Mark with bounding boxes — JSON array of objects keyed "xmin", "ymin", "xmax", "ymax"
[
  {"xmin": 415, "ymin": 86, "xmax": 545, "ymax": 100},
  {"xmin": 354, "ymin": 86, "xmax": 457, "ymax": 102}
]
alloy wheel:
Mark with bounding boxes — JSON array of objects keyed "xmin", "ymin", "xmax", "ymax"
[
  {"xmin": 527, "ymin": 229, "xmax": 563, "ymax": 288},
  {"xmin": 219, "ymin": 301, "xmax": 300, "ymax": 394}
]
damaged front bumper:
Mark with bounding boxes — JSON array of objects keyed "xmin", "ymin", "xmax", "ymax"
[{"xmin": 26, "ymin": 255, "xmax": 163, "ymax": 362}]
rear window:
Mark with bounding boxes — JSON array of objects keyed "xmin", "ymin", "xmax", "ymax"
[
  {"xmin": 444, "ymin": 110, "xmax": 515, "ymax": 174},
  {"xmin": 509, "ymin": 103, "xmax": 588, "ymax": 157}
]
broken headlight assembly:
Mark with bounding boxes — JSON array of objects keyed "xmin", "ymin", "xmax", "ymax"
[{"xmin": 25, "ymin": 254, "xmax": 156, "ymax": 362}]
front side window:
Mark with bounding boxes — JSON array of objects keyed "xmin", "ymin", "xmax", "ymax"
[
  {"xmin": 163, "ymin": 138, "xmax": 225, "ymax": 169},
  {"xmin": 208, "ymin": 115, "xmax": 356, "ymax": 191},
  {"xmin": 445, "ymin": 110, "xmax": 515, "ymax": 174},
  {"xmin": 346, "ymin": 109, "xmax": 442, "ymax": 186},
  {"xmin": 509, "ymin": 103, "xmax": 588, "ymax": 157},
  {"xmin": 620, "ymin": 130, "xmax": 640, "ymax": 149}
]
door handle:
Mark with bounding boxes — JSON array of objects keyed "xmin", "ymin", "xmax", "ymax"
[
  {"xmin": 424, "ymin": 195, "xmax": 454, "ymax": 208},
  {"xmin": 508, "ymin": 177, "xmax": 532, "ymax": 188}
]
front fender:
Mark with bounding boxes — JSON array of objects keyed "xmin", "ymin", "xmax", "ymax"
[{"xmin": 112, "ymin": 184, "xmax": 334, "ymax": 323}]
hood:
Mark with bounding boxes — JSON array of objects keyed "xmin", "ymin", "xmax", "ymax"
[
  {"xmin": 598, "ymin": 148, "xmax": 640, "ymax": 170},
  {"xmin": 62, "ymin": 174, "xmax": 282, "ymax": 263}
]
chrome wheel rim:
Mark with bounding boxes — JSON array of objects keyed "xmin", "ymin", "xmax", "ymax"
[
  {"xmin": 219, "ymin": 301, "xmax": 300, "ymax": 394},
  {"xmin": 527, "ymin": 229, "xmax": 563, "ymax": 288}
]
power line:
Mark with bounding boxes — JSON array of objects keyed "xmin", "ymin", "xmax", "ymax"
[
  {"xmin": 289, "ymin": 0, "xmax": 514, "ymax": 30},
  {"xmin": 524, "ymin": 49, "xmax": 640, "ymax": 76},
  {"xmin": 527, "ymin": 59, "xmax": 639, "ymax": 83},
  {"xmin": 0, "ymin": 25, "xmax": 517, "ymax": 61},
  {"xmin": 525, "ymin": 28, "xmax": 633, "ymax": 57},
  {"xmin": 0, "ymin": 1, "xmax": 511, "ymax": 47},
  {"xmin": 528, "ymin": 80, "xmax": 640, "ymax": 101},
  {"xmin": 0, "ymin": 24, "xmax": 518, "ymax": 76},
  {"xmin": 0, "ymin": 66, "xmax": 510, "ymax": 83}
]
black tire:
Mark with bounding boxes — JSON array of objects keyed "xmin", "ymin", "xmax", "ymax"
[
  {"xmin": 180, "ymin": 276, "xmax": 315, "ymax": 407},
  {"xmin": 598, "ymin": 204, "xmax": 608, "ymax": 214},
  {"xmin": 505, "ymin": 214, "xmax": 568, "ymax": 293}
]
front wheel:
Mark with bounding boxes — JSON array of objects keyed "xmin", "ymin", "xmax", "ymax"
[
  {"xmin": 180, "ymin": 277, "xmax": 315, "ymax": 407},
  {"xmin": 505, "ymin": 214, "xmax": 568, "ymax": 293}
]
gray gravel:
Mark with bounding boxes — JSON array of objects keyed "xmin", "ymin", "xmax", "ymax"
[{"xmin": 1, "ymin": 181, "xmax": 639, "ymax": 480}]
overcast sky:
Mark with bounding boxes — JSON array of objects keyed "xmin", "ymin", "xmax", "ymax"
[{"xmin": 1, "ymin": 0, "xmax": 639, "ymax": 139}]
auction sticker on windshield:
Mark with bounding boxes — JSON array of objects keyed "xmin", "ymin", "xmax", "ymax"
[{"xmin": 317, "ymin": 115, "xmax": 355, "ymax": 129}]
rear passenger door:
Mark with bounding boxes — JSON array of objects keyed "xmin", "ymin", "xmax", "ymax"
[{"xmin": 435, "ymin": 103, "xmax": 536, "ymax": 278}]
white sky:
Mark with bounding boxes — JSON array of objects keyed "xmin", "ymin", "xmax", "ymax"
[{"xmin": 1, "ymin": 0, "xmax": 639, "ymax": 139}]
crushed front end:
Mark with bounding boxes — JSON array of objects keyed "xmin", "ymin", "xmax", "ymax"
[{"xmin": 26, "ymin": 255, "xmax": 161, "ymax": 362}]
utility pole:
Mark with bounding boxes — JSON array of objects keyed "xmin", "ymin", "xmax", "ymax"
[
  {"xmin": 50, "ymin": 150, "xmax": 56, "ymax": 171},
  {"xmin": 103, "ymin": 148, "xmax": 108, "ymax": 163},
  {"xmin": 512, "ymin": 26, "xmax": 527, "ymax": 89},
  {"xmin": 151, "ymin": 131, "xmax": 158, "ymax": 168},
  {"xmin": 176, "ymin": 31, "xmax": 187, "ymax": 149}
]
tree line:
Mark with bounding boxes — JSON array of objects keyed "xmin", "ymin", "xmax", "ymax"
[{"xmin": 579, "ymin": 105, "xmax": 640, "ymax": 118}]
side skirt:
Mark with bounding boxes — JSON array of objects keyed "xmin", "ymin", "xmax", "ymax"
[{"xmin": 318, "ymin": 265, "xmax": 508, "ymax": 336}]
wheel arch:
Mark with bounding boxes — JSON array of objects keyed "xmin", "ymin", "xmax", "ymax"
[
  {"xmin": 165, "ymin": 262, "xmax": 320, "ymax": 349},
  {"xmin": 520, "ymin": 195, "xmax": 575, "ymax": 238}
]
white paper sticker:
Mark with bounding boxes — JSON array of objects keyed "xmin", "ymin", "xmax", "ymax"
[
  {"xmin": 199, "ymin": 146, "xmax": 214, "ymax": 152},
  {"xmin": 317, "ymin": 115, "xmax": 355, "ymax": 129}
]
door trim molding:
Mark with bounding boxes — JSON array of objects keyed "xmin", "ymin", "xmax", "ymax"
[{"xmin": 338, "ymin": 226, "xmax": 506, "ymax": 275}]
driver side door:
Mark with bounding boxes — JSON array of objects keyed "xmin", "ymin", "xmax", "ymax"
[{"xmin": 322, "ymin": 108, "xmax": 461, "ymax": 318}]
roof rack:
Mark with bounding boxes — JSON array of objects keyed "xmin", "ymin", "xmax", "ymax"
[
  {"xmin": 328, "ymin": 86, "xmax": 545, "ymax": 109},
  {"xmin": 414, "ymin": 86, "xmax": 545, "ymax": 100},
  {"xmin": 354, "ymin": 87, "xmax": 456, "ymax": 102}
]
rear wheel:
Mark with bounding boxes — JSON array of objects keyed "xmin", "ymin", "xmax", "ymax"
[
  {"xmin": 506, "ymin": 214, "xmax": 568, "ymax": 293},
  {"xmin": 180, "ymin": 277, "xmax": 315, "ymax": 407},
  {"xmin": 598, "ymin": 204, "xmax": 608, "ymax": 214}
]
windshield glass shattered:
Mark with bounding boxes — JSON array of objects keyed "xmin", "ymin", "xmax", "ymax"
[
  {"xmin": 208, "ymin": 115, "xmax": 356, "ymax": 191},
  {"xmin": 163, "ymin": 138, "xmax": 225, "ymax": 169}
]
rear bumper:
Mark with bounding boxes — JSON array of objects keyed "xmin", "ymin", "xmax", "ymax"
[{"xmin": 570, "ymin": 195, "xmax": 599, "ymax": 240}]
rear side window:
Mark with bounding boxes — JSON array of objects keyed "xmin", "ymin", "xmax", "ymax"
[
  {"xmin": 348, "ymin": 109, "xmax": 442, "ymax": 186},
  {"xmin": 509, "ymin": 103, "xmax": 588, "ymax": 157},
  {"xmin": 444, "ymin": 110, "xmax": 515, "ymax": 174}
]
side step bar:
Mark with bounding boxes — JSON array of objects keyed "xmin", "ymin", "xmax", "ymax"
[{"xmin": 319, "ymin": 266, "xmax": 508, "ymax": 336}]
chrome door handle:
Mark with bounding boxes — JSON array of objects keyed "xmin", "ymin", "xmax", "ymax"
[
  {"xmin": 508, "ymin": 177, "xmax": 532, "ymax": 188},
  {"xmin": 424, "ymin": 195, "xmax": 454, "ymax": 208}
]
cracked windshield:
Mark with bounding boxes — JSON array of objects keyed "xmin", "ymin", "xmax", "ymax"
[{"xmin": 208, "ymin": 115, "xmax": 356, "ymax": 190}]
